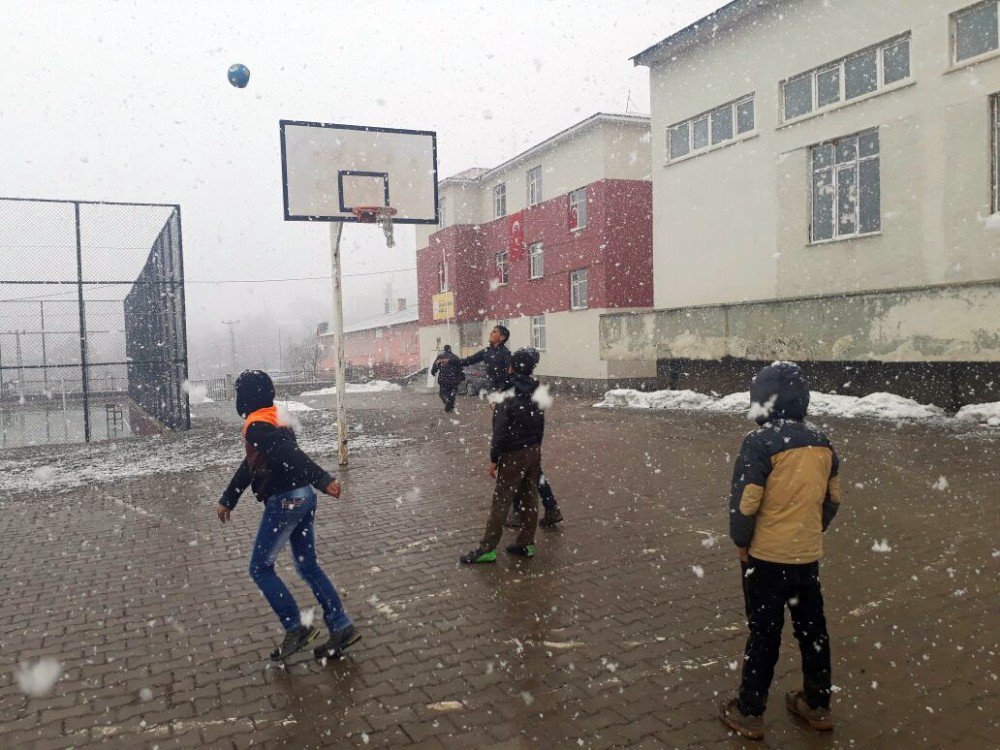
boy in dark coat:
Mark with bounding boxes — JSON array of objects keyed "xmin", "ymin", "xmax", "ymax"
[
  {"xmin": 719, "ymin": 362, "xmax": 842, "ymax": 740},
  {"xmin": 460, "ymin": 349, "xmax": 545, "ymax": 563},
  {"xmin": 216, "ymin": 370, "xmax": 360, "ymax": 662},
  {"xmin": 430, "ymin": 344, "xmax": 464, "ymax": 412}
]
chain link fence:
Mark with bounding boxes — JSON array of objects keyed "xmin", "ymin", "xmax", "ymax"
[{"xmin": 0, "ymin": 197, "xmax": 189, "ymax": 449}]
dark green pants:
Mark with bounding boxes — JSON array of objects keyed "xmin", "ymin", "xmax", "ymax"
[{"xmin": 482, "ymin": 445, "xmax": 541, "ymax": 550}]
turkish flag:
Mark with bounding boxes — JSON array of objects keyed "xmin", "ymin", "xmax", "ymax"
[{"xmin": 507, "ymin": 211, "xmax": 525, "ymax": 262}]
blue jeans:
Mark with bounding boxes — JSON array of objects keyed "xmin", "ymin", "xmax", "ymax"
[{"xmin": 248, "ymin": 486, "xmax": 351, "ymax": 633}]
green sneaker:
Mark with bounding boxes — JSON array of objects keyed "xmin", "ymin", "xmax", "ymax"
[
  {"xmin": 505, "ymin": 544, "xmax": 535, "ymax": 558},
  {"xmin": 460, "ymin": 547, "xmax": 497, "ymax": 564}
]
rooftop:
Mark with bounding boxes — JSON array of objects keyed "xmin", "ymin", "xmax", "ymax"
[{"xmin": 321, "ymin": 306, "xmax": 419, "ymax": 336}]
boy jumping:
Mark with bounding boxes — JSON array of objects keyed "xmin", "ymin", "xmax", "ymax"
[
  {"xmin": 216, "ymin": 370, "xmax": 360, "ymax": 662},
  {"xmin": 720, "ymin": 362, "xmax": 842, "ymax": 740}
]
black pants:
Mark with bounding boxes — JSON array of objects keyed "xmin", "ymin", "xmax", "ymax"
[
  {"xmin": 438, "ymin": 384, "xmax": 458, "ymax": 412},
  {"xmin": 738, "ymin": 557, "xmax": 831, "ymax": 716}
]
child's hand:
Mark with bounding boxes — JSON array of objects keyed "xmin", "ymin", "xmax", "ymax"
[
  {"xmin": 489, "ymin": 463, "xmax": 497, "ymax": 479},
  {"xmin": 216, "ymin": 504, "xmax": 231, "ymax": 524},
  {"xmin": 737, "ymin": 547, "xmax": 749, "ymax": 564},
  {"xmin": 325, "ymin": 480, "xmax": 342, "ymax": 498}
]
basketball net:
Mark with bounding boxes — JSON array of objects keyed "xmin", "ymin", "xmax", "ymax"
[{"xmin": 352, "ymin": 206, "xmax": 397, "ymax": 248}]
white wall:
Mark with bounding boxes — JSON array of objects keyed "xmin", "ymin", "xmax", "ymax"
[{"xmin": 646, "ymin": 0, "xmax": 1000, "ymax": 309}]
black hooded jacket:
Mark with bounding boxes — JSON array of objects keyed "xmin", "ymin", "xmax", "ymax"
[
  {"xmin": 490, "ymin": 374, "xmax": 545, "ymax": 463},
  {"xmin": 459, "ymin": 344, "xmax": 512, "ymax": 391},
  {"xmin": 431, "ymin": 350, "xmax": 465, "ymax": 387},
  {"xmin": 728, "ymin": 362, "xmax": 842, "ymax": 564}
]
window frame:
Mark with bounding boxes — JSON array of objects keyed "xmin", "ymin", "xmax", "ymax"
[
  {"xmin": 780, "ymin": 34, "xmax": 912, "ymax": 125},
  {"xmin": 526, "ymin": 166, "xmax": 543, "ymax": 207},
  {"xmin": 438, "ymin": 260, "xmax": 449, "ymax": 293},
  {"xmin": 495, "ymin": 251, "xmax": 510, "ymax": 286},
  {"xmin": 568, "ymin": 187, "xmax": 588, "ymax": 230},
  {"xmin": 437, "ymin": 197, "xmax": 446, "ymax": 228},
  {"xmin": 667, "ymin": 94, "xmax": 756, "ymax": 163},
  {"xmin": 529, "ymin": 241, "xmax": 544, "ymax": 279},
  {"xmin": 809, "ymin": 128, "xmax": 881, "ymax": 244},
  {"xmin": 493, "ymin": 183, "xmax": 507, "ymax": 219},
  {"xmin": 569, "ymin": 268, "xmax": 589, "ymax": 311},
  {"xmin": 530, "ymin": 315, "xmax": 547, "ymax": 351},
  {"xmin": 951, "ymin": 1, "xmax": 1000, "ymax": 66},
  {"xmin": 992, "ymin": 93, "xmax": 1000, "ymax": 213}
]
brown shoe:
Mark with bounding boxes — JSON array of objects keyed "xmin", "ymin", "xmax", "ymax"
[
  {"xmin": 785, "ymin": 690, "xmax": 833, "ymax": 731},
  {"xmin": 719, "ymin": 698, "xmax": 764, "ymax": 740}
]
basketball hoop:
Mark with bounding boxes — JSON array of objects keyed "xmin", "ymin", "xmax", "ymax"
[{"xmin": 352, "ymin": 206, "xmax": 398, "ymax": 248}]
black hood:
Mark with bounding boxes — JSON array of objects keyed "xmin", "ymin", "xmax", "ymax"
[
  {"xmin": 235, "ymin": 369, "xmax": 275, "ymax": 417},
  {"xmin": 749, "ymin": 362, "xmax": 809, "ymax": 424},
  {"xmin": 510, "ymin": 373, "xmax": 540, "ymax": 397}
]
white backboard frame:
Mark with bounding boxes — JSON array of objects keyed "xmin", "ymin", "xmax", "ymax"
[{"xmin": 279, "ymin": 120, "xmax": 439, "ymax": 224}]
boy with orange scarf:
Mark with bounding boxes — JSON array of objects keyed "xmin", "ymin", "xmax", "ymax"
[{"xmin": 216, "ymin": 370, "xmax": 359, "ymax": 662}]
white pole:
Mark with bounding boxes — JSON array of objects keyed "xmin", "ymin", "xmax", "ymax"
[{"xmin": 330, "ymin": 222, "xmax": 349, "ymax": 466}]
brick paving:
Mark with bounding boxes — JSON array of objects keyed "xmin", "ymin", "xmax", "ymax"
[{"xmin": 1, "ymin": 388, "xmax": 998, "ymax": 749}]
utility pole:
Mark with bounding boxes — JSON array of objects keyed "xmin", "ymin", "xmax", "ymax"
[
  {"xmin": 329, "ymin": 223, "xmax": 349, "ymax": 466},
  {"xmin": 221, "ymin": 320, "xmax": 239, "ymax": 374}
]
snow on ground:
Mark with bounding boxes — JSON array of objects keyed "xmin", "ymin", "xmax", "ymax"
[
  {"xmin": 0, "ymin": 412, "xmax": 411, "ymax": 496},
  {"xmin": 299, "ymin": 380, "xmax": 402, "ymax": 397},
  {"xmin": 281, "ymin": 400, "xmax": 315, "ymax": 412},
  {"xmin": 15, "ymin": 659, "xmax": 62, "ymax": 697},
  {"xmin": 596, "ymin": 388, "xmax": 997, "ymax": 425}
]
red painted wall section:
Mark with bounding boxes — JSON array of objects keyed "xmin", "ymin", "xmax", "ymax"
[
  {"xmin": 416, "ymin": 178, "xmax": 652, "ymax": 324},
  {"xmin": 318, "ymin": 321, "xmax": 421, "ymax": 378}
]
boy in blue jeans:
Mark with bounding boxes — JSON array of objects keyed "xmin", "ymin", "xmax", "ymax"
[{"xmin": 216, "ymin": 370, "xmax": 360, "ymax": 662}]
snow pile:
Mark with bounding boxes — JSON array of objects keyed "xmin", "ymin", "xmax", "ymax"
[
  {"xmin": 871, "ymin": 539, "xmax": 892, "ymax": 553},
  {"xmin": 282, "ymin": 400, "xmax": 315, "ymax": 413},
  {"xmin": 300, "ymin": 380, "xmax": 401, "ymax": 397},
  {"xmin": 955, "ymin": 401, "xmax": 1000, "ymax": 427},
  {"xmin": 15, "ymin": 659, "xmax": 62, "ymax": 697},
  {"xmin": 597, "ymin": 388, "xmax": 949, "ymax": 422}
]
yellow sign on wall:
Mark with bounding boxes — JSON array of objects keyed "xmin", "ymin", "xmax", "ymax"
[{"xmin": 432, "ymin": 291, "xmax": 455, "ymax": 321}]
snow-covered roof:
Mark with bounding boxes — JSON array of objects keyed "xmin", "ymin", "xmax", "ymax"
[
  {"xmin": 321, "ymin": 306, "xmax": 419, "ymax": 337},
  {"xmin": 438, "ymin": 113, "xmax": 651, "ymax": 188},
  {"xmin": 632, "ymin": 0, "xmax": 776, "ymax": 67}
]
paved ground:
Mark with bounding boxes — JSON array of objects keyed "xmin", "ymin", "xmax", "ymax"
[{"xmin": 1, "ymin": 388, "xmax": 998, "ymax": 749}]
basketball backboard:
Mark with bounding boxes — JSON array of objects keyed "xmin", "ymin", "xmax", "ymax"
[{"xmin": 279, "ymin": 120, "xmax": 438, "ymax": 224}]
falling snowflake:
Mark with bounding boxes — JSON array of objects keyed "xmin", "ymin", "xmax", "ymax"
[
  {"xmin": 872, "ymin": 539, "xmax": 892, "ymax": 553},
  {"xmin": 15, "ymin": 659, "xmax": 62, "ymax": 697},
  {"xmin": 691, "ymin": 565, "xmax": 705, "ymax": 579}
]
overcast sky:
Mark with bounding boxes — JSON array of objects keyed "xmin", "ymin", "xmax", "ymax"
[{"xmin": 0, "ymin": 0, "xmax": 722, "ymax": 375}]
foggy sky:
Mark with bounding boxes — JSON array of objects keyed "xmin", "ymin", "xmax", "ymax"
[{"xmin": 0, "ymin": 0, "xmax": 721, "ymax": 376}]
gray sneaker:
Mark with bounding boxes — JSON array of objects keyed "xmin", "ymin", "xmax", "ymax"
[
  {"xmin": 270, "ymin": 625, "xmax": 320, "ymax": 661},
  {"xmin": 785, "ymin": 690, "xmax": 833, "ymax": 731},
  {"xmin": 719, "ymin": 698, "xmax": 764, "ymax": 740}
]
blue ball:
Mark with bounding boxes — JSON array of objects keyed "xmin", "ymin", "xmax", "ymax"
[{"xmin": 227, "ymin": 64, "xmax": 250, "ymax": 89}]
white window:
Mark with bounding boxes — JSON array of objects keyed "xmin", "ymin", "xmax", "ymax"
[
  {"xmin": 494, "ymin": 183, "xmax": 506, "ymax": 218},
  {"xmin": 526, "ymin": 166, "xmax": 542, "ymax": 207},
  {"xmin": 953, "ymin": 2, "xmax": 999, "ymax": 64},
  {"xmin": 667, "ymin": 95, "xmax": 755, "ymax": 162},
  {"xmin": 810, "ymin": 129, "xmax": 880, "ymax": 242},
  {"xmin": 495, "ymin": 251, "xmax": 509, "ymax": 285},
  {"xmin": 438, "ymin": 197, "xmax": 446, "ymax": 228},
  {"xmin": 529, "ymin": 242, "xmax": 544, "ymax": 279},
  {"xmin": 496, "ymin": 318, "xmax": 509, "ymax": 329},
  {"xmin": 568, "ymin": 187, "xmax": 587, "ymax": 230},
  {"xmin": 570, "ymin": 269, "xmax": 589, "ymax": 310},
  {"xmin": 531, "ymin": 315, "xmax": 547, "ymax": 350},
  {"xmin": 782, "ymin": 35, "xmax": 911, "ymax": 123},
  {"xmin": 993, "ymin": 94, "xmax": 1000, "ymax": 212},
  {"xmin": 375, "ymin": 328, "xmax": 384, "ymax": 339},
  {"xmin": 438, "ymin": 261, "xmax": 449, "ymax": 293}
]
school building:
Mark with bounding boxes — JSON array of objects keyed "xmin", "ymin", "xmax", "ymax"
[
  {"xmin": 415, "ymin": 113, "xmax": 655, "ymax": 389},
  {"xmin": 601, "ymin": 0, "xmax": 1000, "ymax": 408},
  {"xmin": 317, "ymin": 303, "xmax": 420, "ymax": 380}
]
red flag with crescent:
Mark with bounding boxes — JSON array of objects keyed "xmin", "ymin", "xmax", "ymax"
[{"xmin": 507, "ymin": 211, "xmax": 525, "ymax": 262}]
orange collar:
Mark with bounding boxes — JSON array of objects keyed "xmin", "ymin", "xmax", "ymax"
[{"xmin": 242, "ymin": 405, "xmax": 283, "ymax": 436}]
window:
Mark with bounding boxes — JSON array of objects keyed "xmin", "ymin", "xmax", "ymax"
[
  {"xmin": 438, "ymin": 261, "xmax": 449, "ymax": 292},
  {"xmin": 954, "ymin": 1, "xmax": 999, "ymax": 63},
  {"xmin": 375, "ymin": 328, "xmax": 384, "ymax": 339},
  {"xmin": 782, "ymin": 35, "xmax": 911, "ymax": 122},
  {"xmin": 568, "ymin": 187, "xmax": 587, "ymax": 230},
  {"xmin": 496, "ymin": 318, "xmax": 509, "ymax": 329},
  {"xmin": 570, "ymin": 269, "xmax": 589, "ymax": 310},
  {"xmin": 529, "ymin": 242, "xmax": 544, "ymax": 279},
  {"xmin": 811, "ymin": 129, "xmax": 880, "ymax": 242},
  {"xmin": 531, "ymin": 315, "xmax": 547, "ymax": 350},
  {"xmin": 493, "ymin": 183, "xmax": 506, "ymax": 218},
  {"xmin": 495, "ymin": 251, "xmax": 509, "ymax": 285},
  {"xmin": 526, "ymin": 166, "xmax": 542, "ymax": 207},
  {"xmin": 993, "ymin": 94, "xmax": 1000, "ymax": 212},
  {"xmin": 667, "ymin": 95, "xmax": 755, "ymax": 162},
  {"xmin": 438, "ymin": 197, "xmax": 446, "ymax": 227}
]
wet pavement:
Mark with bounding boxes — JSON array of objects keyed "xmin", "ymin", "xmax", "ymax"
[{"xmin": 1, "ymin": 388, "xmax": 997, "ymax": 749}]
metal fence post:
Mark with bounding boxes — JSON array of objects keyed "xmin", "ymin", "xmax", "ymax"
[{"xmin": 74, "ymin": 202, "xmax": 91, "ymax": 442}]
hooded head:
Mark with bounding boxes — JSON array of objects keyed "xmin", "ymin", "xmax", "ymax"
[
  {"xmin": 443, "ymin": 344, "xmax": 452, "ymax": 353},
  {"xmin": 511, "ymin": 347, "xmax": 539, "ymax": 376},
  {"xmin": 235, "ymin": 369, "xmax": 275, "ymax": 418},
  {"xmin": 749, "ymin": 362, "xmax": 809, "ymax": 424}
]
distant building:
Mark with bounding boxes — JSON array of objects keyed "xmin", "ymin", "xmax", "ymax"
[
  {"xmin": 602, "ymin": 0, "xmax": 1000, "ymax": 408},
  {"xmin": 317, "ymin": 303, "xmax": 420, "ymax": 380},
  {"xmin": 416, "ymin": 113, "xmax": 655, "ymax": 389}
]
